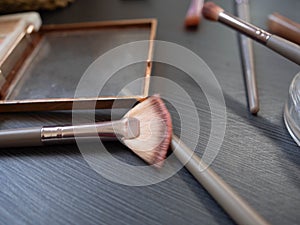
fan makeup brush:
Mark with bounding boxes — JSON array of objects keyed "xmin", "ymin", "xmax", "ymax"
[
  {"xmin": 202, "ymin": 1, "xmax": 300, "ymax": 65},
  {"xmin": 0, "ymin": 95, "xmax": 172, "ymax": 167},
  {"xmin": 1, "ymin": 94, "xmax": 270, "ymax": 224}
]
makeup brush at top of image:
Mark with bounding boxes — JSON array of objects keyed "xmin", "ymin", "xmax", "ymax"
[
  {"xmin": 0, "ymin": 95, "xmax": 172, "ymax": 167},
  {"xmin": 202, "ymin": 2, "xmax": 300, "ymax": 65},
  {"xmin": 185, "ymin": 0, "xmax": 204, "ymax": 27}
]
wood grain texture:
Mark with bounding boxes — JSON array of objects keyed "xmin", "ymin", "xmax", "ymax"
[{"xmin": 0, "ymin": 0, "xmax": 300, "ymax": 224}]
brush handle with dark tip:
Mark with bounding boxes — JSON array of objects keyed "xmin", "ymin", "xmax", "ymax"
[
  {"xmin": 218, "ymin": 11, "xmax": 300, "ymax": 65},
  {"xmin": 0, "ymin": 127, "xmax": 42, "ymax": 148},
  {"xmin": 266, "ymin": 35, "xmax": 300, "ymax": 65},
  {"xmin": 171, "ymin": 135, "xmax": 270, "ymax": 225}
]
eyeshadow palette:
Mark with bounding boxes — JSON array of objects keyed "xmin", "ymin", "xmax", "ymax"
[{"xmin": 0, "ymin": 14, "xmax": 156, "ymax": 112}]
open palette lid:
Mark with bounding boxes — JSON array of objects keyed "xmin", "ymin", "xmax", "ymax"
[{"xmin": 0, "ymin": 13, "xmax": 156, "ymax": 112}]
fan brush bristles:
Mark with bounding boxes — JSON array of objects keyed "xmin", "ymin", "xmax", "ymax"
[{"xmin": 123, "ymin": 95, "xmax": 172, "ymax": 167}]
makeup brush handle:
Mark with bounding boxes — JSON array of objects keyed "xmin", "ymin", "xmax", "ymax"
[
  {"xmin": 171, "ymin": 135, "xmax": 270, "ymax": 225},
  {"xmin": 0, "ymin": 127, "xmax": 42, "ymax": 148},
  {"xmin": 0, "ymin": 124, "xmax": 117, "ymax": 148},
  {"xmin": 267, "ymin": 35, "xmax": 300, "ymax": 65},
  {"xmin": 0, "ymin": 118, "xmax": 139, "ymax": 148},
  {"xmin": 268, "ymin": 13, "xmax": 300, "ymax": 45},
  {"xmin": 239, "ymin": 35, "xmax": 259, "ymax": 114}
]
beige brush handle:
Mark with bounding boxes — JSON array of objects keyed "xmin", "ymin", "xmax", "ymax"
[
  {"xmin": 0, "ymin": 124, "xmax": 115, "ymax": 148},
  {"xmin": 0, "ymin": 127, "xmax": 42, "ymax": 148},
  {"xmin": 171, "ymin": 135, "xmax": 270, "ymax": 225},
  {"xmin": 0, "ymin": 118, "xmax": 139, "ymax": 148},
  {"xmin": 268, "ymin": 13, "xmax": 300, "ymax": 45},
  {"xmin": 266, "ymin": 34, "xmax": 300, "ymax": 65}
]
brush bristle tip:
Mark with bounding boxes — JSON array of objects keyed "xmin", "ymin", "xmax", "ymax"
[
  {"xmin": 202, "ymin": 2, "xmax": 223, "ymax": 21},
  {"xmin": 123, "ymin": 95, "xmax": 172, "ymax": 167}
]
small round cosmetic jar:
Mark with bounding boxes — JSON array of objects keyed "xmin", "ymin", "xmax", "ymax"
[{"xmin": 284, "ymin": 71, "xmax": 300, "ymax": 146}]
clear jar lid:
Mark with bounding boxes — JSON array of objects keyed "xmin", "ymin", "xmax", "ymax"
[{"xmin": 284, "ymin": 71, "xmax": 300, "ymax": 146}]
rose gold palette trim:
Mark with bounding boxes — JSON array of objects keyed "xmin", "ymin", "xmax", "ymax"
[{"xmin": 0, "ymin": 18, "xmax": 157, "ymax": 112}]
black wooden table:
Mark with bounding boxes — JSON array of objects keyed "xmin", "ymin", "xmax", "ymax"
[{"xmin": 1, "ymin": 0, "xmax": 299, "ymax": 224}]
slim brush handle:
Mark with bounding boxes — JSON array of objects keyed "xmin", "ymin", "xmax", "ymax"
[
  {"xmin": 0, "ymin": 127, "xmax": 42, "ymax": 148},
  {"xmin": 268, "ymin": 13, "xmax": 300, "ymax": 45},
  {"xmin": 235, "ymin": 0, "xmax": 259, "ymax": 114},
  {"xmin": 266, "ymin": 35, "xmax": 300, "ymax": 65},
  {"xmin": 240, "ymin": 35, "xmax": 259, "ymax": 113},
  {"xmin": 0, "ymin": 118, "xmax": 139, "ymax": 148},
  {"xmin": 171, "ymin": 135, "xmax": 270, "ymax": 225},
  {"xmin": 218, "ymin": 11, "xmax": 300, "ymax": 65}
]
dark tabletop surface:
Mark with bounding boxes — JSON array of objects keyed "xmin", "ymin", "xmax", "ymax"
[{"xmin": 1, "ymin": 0, "xmax": 300, "ymax": 224}]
